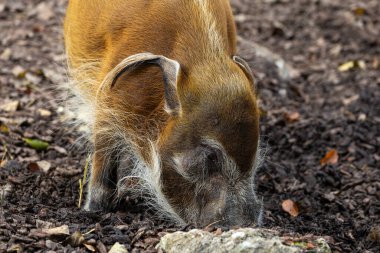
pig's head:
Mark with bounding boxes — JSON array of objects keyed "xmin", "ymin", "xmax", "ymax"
[{"xmin": 104, "ymin": 53, "xmax": 263, "ymax": 226}]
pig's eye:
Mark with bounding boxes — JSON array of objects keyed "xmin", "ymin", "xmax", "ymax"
[
  {"xmin": 205, "ymin": 151, "xmax": 220, "ymax": 176},
  {"xmin": 182, "ymin": 145, "xmax": 223, "ymax": 181},
  {"xmin": 206, "ymin": 152, "xmax": 217, "ymax": 165}
]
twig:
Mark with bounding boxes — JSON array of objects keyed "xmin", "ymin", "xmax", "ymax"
[{"xmin": 78, "ymin": 155, "xmax": 90, "ymax": 208}]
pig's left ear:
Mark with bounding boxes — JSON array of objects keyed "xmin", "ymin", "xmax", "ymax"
[
  {"xmin": 98, "ymin": 53, "xmax": 182, "ymax": 116},
  {"xmin": 233, "ymin": 56, "xmax": 256, "ymax": 89}
]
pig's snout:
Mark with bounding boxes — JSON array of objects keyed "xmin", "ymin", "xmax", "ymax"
[
  {"xmin": 196, "ymin": 187, "xmax": 262, "ymax": 227},
  {"xmin": 197, "ymin": 188, "xmax": 227, "ymax": 226}
]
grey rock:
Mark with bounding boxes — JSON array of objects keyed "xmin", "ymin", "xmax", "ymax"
[{"xmin": 157, "ymin": 228, "xmax": 331, "ymax": 253}]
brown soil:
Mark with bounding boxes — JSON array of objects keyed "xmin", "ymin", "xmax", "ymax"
[{"xmin": 1, "ymin": 0, "xmax": 379, "ymax": 252}]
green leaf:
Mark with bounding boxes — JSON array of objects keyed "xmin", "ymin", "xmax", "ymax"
[{"xmin": 24, "ymin": 138, "xmax": 49, "ymax": 151}]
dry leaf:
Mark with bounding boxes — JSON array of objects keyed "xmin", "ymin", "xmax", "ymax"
[
  {"xmin": 12, "ymin": 66, "xmax": 26, "ymax": 78},
  {"xmin": 83, "ymin": 243, "xmax": 96, "ymax": 252},
  {"xmin": 28, "ymin": 162, "xmax": 40, "ymax": 173},
  {"xmin": 0, "ymin": 183, "xmax": 13, "ymax": 199},
  {"xmin": 306, "ymin": 242, "xmax": 316, "ymax": 249},
  {"xmin": 282, "ymin": 199, "xmax": 300, "ymax": 217},
  {"xmin": 0, "ymin": 48, "xmax": 12, "ymax": 61},
  {"xmin": 51, "ymin": 145, "xmax": 67, "ymax": 154},
  {"xmin": 214, "ymin": 228, "xmax": 223, "ymax": 236},
  {"xmin": 24, "ymin": 138, "xmax": 49, "ymax": 151},
  {"xmin": 342, "ymin": 94, "xmax": 359, "ymax": 105},
  {"xmin": 38, "ymin": 109, "xmax": 52, "ymax": 117},
  {"xmin": 42, "ymin": 225, "xmax": 70, "ymax": 236},
  {"xmin": 0, "ymin": 101, "xmax": 19, "ymax": 112},
  {"xmin": 97, "ymin": 241, "xmax": 108, "ymax": 253},
  {"xmin": 338, "ymin": 60, "xmax": 366, "ymax": 72},
  {"xmin": 353, "ymin": 7, "xmax": 366, "ymax": 16},
  {"xmin": 372, "ymin": 58, "xmax": 379, "ymax": 69},
  {"xmin": 284, "ymin": 111, "xmax": 300, "ymax": 122},
  {"xmin": 67, "ymin": 231, "xmax": 85, "ymax": 247},
  {"xmin": 320, "ymin": 149, "xmax": 339, "ymax": 165},
  {"xmin": 338, "ymin": 61, "xmax": 355, "ymax": 72},
  {"xmin": 367, "ymin": 226, "xmax": 380, "ymax": 242},
  {"xmin": 0, "ymin": 123, "xmax": 9, "ymax": 134}
]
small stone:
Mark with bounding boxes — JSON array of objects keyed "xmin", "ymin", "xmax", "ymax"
[
  {"xmin": 35, "ymin": 2, "xmax": 54, "ymax": 21},
  {"xmin": 109, "ymin": 242, "xmax": 128, "ymax": 253},
  {"xmin": 358, "ymin": 113, "xmax": 366, "ymax": 121},
  {"xmin": 157, "ymin": 228, "xmax": 331, "ymax": 253},
  {"xmin": 38, "ymin": 109, "xmax": 52, "ymax": 117},
  {"xmin": 0, "ymin": 101, "xmax": 19, "ymax": 112},
  {"xmin": 45, "ymin": 240, "xmax": 57, "ymax": 250},
  {"xmin": 12, "ymin": 66, "xmax": 26, "ymax": 78},
  {"xmin": 37, "ymin": 160, "xmax": 52, "ymax": 173},
  {"xmin": 25, "ymin": 72, "xmax": 42, "ymax": 85},
  {"xmin": 279, "ymin": 89, "xmax": 287, "ymax": 97}
]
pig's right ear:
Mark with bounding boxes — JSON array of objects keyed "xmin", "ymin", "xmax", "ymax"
[{"xmin": 98, "ymin": 53, "xmax": 181, "ymax": 116}]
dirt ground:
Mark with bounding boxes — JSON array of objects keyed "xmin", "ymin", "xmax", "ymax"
[{"xmin": 0, "ymin": 0, "xmax": 379, "ymax": 252}]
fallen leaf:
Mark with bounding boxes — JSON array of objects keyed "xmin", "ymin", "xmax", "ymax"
[
  {"xmin": 109, "ymin": 242, "xmax": 128, "ymax": 253},
  {"xmin": 0, "ymin": 159, "xmax": 8, "ymax": 168},
  {"xmin": 320, "ymin": 149, "xmax": 339, "ymax": 165},
  {"xmin": 284, "ymin": 111, "xmax": 300, "ymax": 122},
  {"xmin": 372, "ymin": 58, "xmax": 379, "ymax": 69},
  {"xmin": 0, "ymin": 101, "xmax": 19, "ymax": 112},
  {"xmin": 357, "ymin": 60, "xmax": 366, "ymax": 69},
  {"xmin": 42, "ymin": 225, "xmax": 70, "ymax": 236},
  {"xmin": 0, "ymin": 123, "xmax": 9, "ymax": 134},
  {"xmin": 338, "ymin": 61, "xmax": 354, "ymax": 72},
  {"xmin": 67, "ymin": 231, "xmax": 85, "ymax": 247},
  {"xmin": 282, "ymin": 199, "xmax": 300, "ymax": 217},
  {"xmin": 28, "ymin": 162, "xmax": 40, "ymax": 172},
  {"xmin": 0, "ymin": 183, "xmax": 13, "ymax": 199},
  {"xmin": 353, "ymin": 7, "xmax": 366, "ymax": 16},
  {"xmin": 214, "ymin": 228, "xmax": 223, "ymax": 236},
  {"xmin": 24, "ymin": 138, "xmax": 49, "ymax": 151},
  {"xmin": 35, "ymin": 2, "xmax": 54, "ymax": 21},
  {"xmin": 342, "ymin": 94, "xmax": 359, "ymax": 105},
  {"xmin": 367, "ymin": 226, "xmax": 380, "ymax": 242},
  {"xmin": 51, "ymin": 145, "xmax": 67, "ymax": 154},
  {"xmin": 38, "ymin": 109, "xmax": 52, "ymax": 117},
  {"xmin": 96, "ymin": 241, "xmax": 107, "ymax": 253},
  {"xmin": 11, "ymin": 66, "xmax": 26, "ymax": 78},
  {"xmin": 338, "ymin": 60, "xmax": 366, "ymax": 72},
  {"xmin": 6, "ymin": 244, "xmax": 22, "ymax": 253},
  {"xmin": 306, "ymin": 242, "xmax": 316, "ymax": 249},
  {"xmin": 0, "ymin": 48, "xmax": 12, "ymax": 61},
  {"xmin": 83, "ymin": 243, "xmax": 96, "ymax": 252},
  {"xmin": 25, "ymin": 73, "xmax": 42, "ymax": 85}
]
